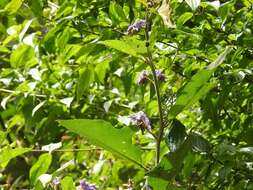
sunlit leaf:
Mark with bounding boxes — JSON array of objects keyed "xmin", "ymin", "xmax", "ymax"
[
  {"xmin": 29, "ymin": 153, "xmax": 52, "ymax": 185},
  {"xmin": 185, "ymin": 0, "xmax": 201, "ymax": 11},
  {"xmin": 59, "ymin": 119, "xmax": 144, "ymax": 167},
  {"xmin": 100, "ymin": 37, "xmax": 146, "ymax": 57},
  {"xmin": 0, "ymin": 146, "xmax": 31, "ymax": 168},
  {"xmin": 32, "ymin": 101, "xmax": 46, "ymax": 117},
  {"xmin": 61, "ymin": 176, "xmax": 75, "ymax": 190},
  {"xmin": 169, "ymin": 47, "xmax": 232, "ymax": 119},
  {"xmin": 4, "ymin": 0, "xmax": 23, "ymax": 14},
  {"xmin": 10, "ymin": 44, "xmax": 37, "ymax": 68},
  {"xmin": 177, "ymin": 12, "xmax": 193, "ymax": 27}
]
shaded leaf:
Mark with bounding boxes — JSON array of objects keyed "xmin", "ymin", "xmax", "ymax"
[
  {"xmin": 76, "ymin": 67, "xmax": 94, "ymax": 101},
  {"xmin": 165, "ymin": 119, "xmax": 187, "ymax": 152},
  {"xmin": 59, "ymin": 119, "xmax": 144, "ymax": 167},
  {"xmin": 189, "ymin": 132, "xmax": 210, "ymax": 152}
]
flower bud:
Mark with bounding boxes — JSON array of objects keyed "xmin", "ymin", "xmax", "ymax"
[
  {"xmin": 80, "ymin": 179, "xmax": 97, "ymax": 190},
  {"xmin": 155, "ymin": 70, "xmax": 166, "ymax": 82},
  {"xmin": 137, "ymin": 70, "xmax": 149, "ymax": 85},
  {"xmin": 129, "ymin": 111, "xmax": 151, "ymax": 134}
]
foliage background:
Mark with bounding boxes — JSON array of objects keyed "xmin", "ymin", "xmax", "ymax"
[{"xmin": 0, "ymin": 0, "xmax": 253, "ymax": 189}]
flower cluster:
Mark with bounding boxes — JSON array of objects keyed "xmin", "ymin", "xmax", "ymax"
[
  {"xmin": 127, "ymin": 20, "xmax": 146, "ymax": 35},
  {"xmin": 129, "ymin": 111, "xmax": 151, "ymax": 134},
  {"xmin": 79, "ymin": 179, "xmax": 97, "ymax": 190},
  {"xmin": 137, "ymin": 70, "xmax": 166, "ymax": 85}
]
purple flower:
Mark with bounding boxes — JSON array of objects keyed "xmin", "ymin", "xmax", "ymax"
[
  {"xmin": 137, "ymin": 70, "xmax": 149, "ymax": 85},
  {"xmin": 127, "ymin": 20, "xmax": 146, "ymax": 35},
  {"xmin": 155, "ymin": 70, "xmax": 166, "ymax": 82},
  {"xmin": 130, "ymin": 111, "xmax": 151, "ymax": 133},
  {"xmin": 53, "ymin": 177, "xmax": 60, "ymax": 185},
  {"xmin": 80, "ymin": 179, "xmax": 97, "ymax": 190}
]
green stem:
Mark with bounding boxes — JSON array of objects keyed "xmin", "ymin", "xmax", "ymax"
[{"xmin": 144, "ymin": 10, "xmax": 164, "ymax": 165}]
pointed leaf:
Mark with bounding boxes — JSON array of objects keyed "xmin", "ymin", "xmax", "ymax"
[
  {"xmin": 29, "ymin": 153, "xmax": 52, "ymax": 185},
  {"xmin": 76, "ymin": 67, "xmax": 94, "ymax": 101},
  {"xmin": 61, "ymin": 176, "xmax": 75, "ymax": 190},
  {"xmin": 100, "ymin": 37, "xmax": 146, "ymax": 57},
  {"xmin": 169, "ymin": 47, "xmax": 232, "ymax": 119},
  {"xmin": 0, "ymin": 146, "xmax": 32, "ymax": 168},
  {"xmin": 166, "ymin": 119, "xmax": 187, "ymax": 152},
  {"xmin": 59, "ymin": 119, "xmax": 144, "ymax": 167},
  {"xmin": 177, "ymin": 12, "xmax": 193, "ymax": 27},
  {"xmin": 10, "ymin": 44, "xmax": 37, "ymax": 68},
  {"xmin": 185, "ymin": 0, "xmax": 201, "ymax": 11},
  {"xmin": 4, "ymin": 0, "xmax": 23, "ymax": 15},
  {"xmin": 189, "ymin": 133, "xmax": 210, "ymax": 152}
]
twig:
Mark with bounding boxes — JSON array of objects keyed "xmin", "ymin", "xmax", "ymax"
[
  {"xmin": 30, "ymin": 148, "xmax": 102, "ymax": 152},
  {"xmin": 0, "ymin": 88, "xmax": 47, "ymax": 98}
]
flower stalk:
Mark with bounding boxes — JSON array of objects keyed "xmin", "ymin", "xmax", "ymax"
[{"xmin": 144, "ymin": 10, "xmax": 165, "ymax": 165}]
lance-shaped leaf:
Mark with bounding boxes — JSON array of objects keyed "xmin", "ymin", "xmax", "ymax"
[
  {"xmin": 169, "ymin": 47, "xmax": 232, "ymax": 119},
  {"xmin": 100, "ymin": 37, "xmax": 146, "ymax": 57},
  {"xmin": 29, "ymin": 153, "xmax": 52, "ymax": 185},
  {"xmin": 166, "ymin": 119, "xmax": 187, "ymax": 152},
  {"xmin": 59, "ymin": 119, "xmax": 144, "ymax": 168},
  {"xmin": 185, "ymin": 0, "xmax": 201, "ymax": 11},
  {"xmin": 0, "ymin": 147, "xmax": 32, "ymax": 168}
]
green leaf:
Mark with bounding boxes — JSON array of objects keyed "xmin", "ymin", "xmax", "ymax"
[
  {"xmin": 218, "ymin": 1, "xmax": 234, "ymax": 21},
  {"xmin": 76, "ymin": 67, "xmax": 95, "ymax": 101},
  {"xmin": 165, "ymin": 119, "xmax": 187, "ymax": 152},
  {"xmin": 100, "ymin": 37, "xmax": 146, "ymax": 57},
  {"xmin": 59, "ymin": 119, "xmax": 144, "ymax": 167},
  {"xmin": 95, "ymin": 60, "xmax": 109, "ymax": 84},
  {"xmin": 10, "ymin": 44, "xmax": 37, "ymax": 68},
  {"xmin": 148, "ymin": 155, "xmax": 174, "ymax": 180},
  {"xmin": 177, "ymin": 12, "xmax": 193, "ymax": 27},
  {"xmin": 206, "ymin": 46, "xmax": 233, "ymax": 70},
  {"xmin": 169, "ymin": 70, "xmax": 213, "ymax": 119},
  {"xmin": 4, "ymin": 0, "xmax": 23, "ymax": 15},
  {"xmin": 185, "ymin": 0, "xmax": 201, "ymax": 11},
  {"xmin": 169, "ymin": 47, "xmax": 232, "ymax": 119},
  {"xmin": 0, "ymin": 131, "xmax": 6, "ymax": 144},
  {"xmin": 189, "ymin": 133, "xmax": 210, "ymax": 152},
  {"xmin": 0, "ymin": 146, "xmax": 31, "ymax": 168},
  {"xmin": 109, "ymin": 2, "xmax": 126, "ymax": 23},
  {"xmin": 29, "ymin": 153, "xmax": 52, "ymax": 185},
  {"xmin": 61, "ymin": 176, "xmax": 75, "ymax": 190}
]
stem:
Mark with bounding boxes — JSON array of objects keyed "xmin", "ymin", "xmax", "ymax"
[{"xmin": 144, "ymin": 11, "xmax": 164, "ymax": 165}]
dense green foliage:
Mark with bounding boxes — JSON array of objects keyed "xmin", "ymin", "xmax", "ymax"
[{"xmin": 0, "ymin": 0, "xmax": 253, "ymax": 189}]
